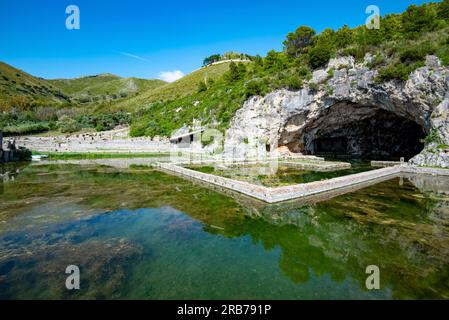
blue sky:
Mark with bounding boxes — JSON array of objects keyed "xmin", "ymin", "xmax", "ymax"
[{"xmin": 0, "ymin": 0, "xmax": 435, "ymax": 80}]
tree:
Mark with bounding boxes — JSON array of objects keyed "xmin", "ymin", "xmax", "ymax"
[
  {"xmin": 402, "ymin": 4, "xmax": 438, "ymax": 37},
  {"xmin": 223, "ymin": 51, "xmax": 241, "ymax": 60},
  {"xmin": 308, "ymin": 45, "xmax": 332, "ymax": 69},
  {"xmin": 381, "ymin": 14, "xmax": 403, "ymax": 41},
  {"xmin": 263, "ymin": 50, "xmax": 288, "ymax": 71},
  {"xmin": 254, "ymin": 54, "xmax": 263, "ymax": 68},
  {"xmin": 314, "ymin": 28, "xmax": 335, "ymax": 46},
  {"xmin": 203, "ymin": 54, "xmax": 221, "ymax": 66},
  {"xmin": 283, "ymin": 26, "xmax": 316, "ymax": 58},
  {"xmin": 334, "ymin": 25, "xmax": 353, "ymax": 47},
  {"xmin": 438, "ymin": 0, "xmax": 449, "ymax": 20},
  {"xmin": 225, "ymin": 62, "xmax": 246, "ymax": 83}
]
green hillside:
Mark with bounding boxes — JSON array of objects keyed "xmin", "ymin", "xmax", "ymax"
[
  {"xmin": 49, "ymin": 74, "xmax": 165, "ymax": 104},
  {"xmin": 0, "ymin": 62, "xmax": 69, "ymax": 107},
  {"xmin": 131, "ymin": 1, "xmax": 449, "ymax": 137},
  {"xmin": 0, "ymin": 65, "xmax": 167, "ymax": 135},
  {"xmin": 1, "ymin": 1, "xmax": 448, "ymax": 138},
  {"xmin": 111, "ymin": 61, "xmax": 241, "ymax": 111}
]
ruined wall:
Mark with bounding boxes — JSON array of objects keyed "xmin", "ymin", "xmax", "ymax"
[{"xmin": 0, "ymin": 133, "xmax": 31, "ymax": 163}]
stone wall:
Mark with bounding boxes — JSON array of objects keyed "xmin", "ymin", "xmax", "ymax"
[
  {"xmin": 158, "ymin": 161, "xmax": 402, "ymax": 203},
  {"xmin": 0, "ymin": 133, "xmax": 31, "ymax": 163}
]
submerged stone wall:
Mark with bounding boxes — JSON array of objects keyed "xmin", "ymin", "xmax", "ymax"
[{"xmin": 158, "ymin": 161, "xmax": 403, "ymax": 203}]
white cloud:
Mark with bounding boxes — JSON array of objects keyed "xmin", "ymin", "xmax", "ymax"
[{"xmin": 158, "ymin": 70, "xmax": 184, "ymax": 83}]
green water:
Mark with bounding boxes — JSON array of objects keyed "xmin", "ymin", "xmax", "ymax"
[
  {"xmin": 186, "ymin": 161, "xmax": 375, "ymax": 187},
  {"xmin": 1, "ymin": 162, "xmax": 449, "ymax": 299}
]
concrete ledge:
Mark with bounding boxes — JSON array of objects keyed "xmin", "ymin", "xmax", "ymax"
[
  {"xmin": 157, "ymin": 162, "xmax": 404, "ymax": 203},
  {"xmin": 402, "ymin": 165, "xmax": 449, "ymax": 176},
  {"xmin": 268, "ymin": 166, "xmax": 402, "ymax": 202},
  {"xmin": 371, "ymin": 160, "xmax": 403, "ymax": 167},
  {"xmin": 157, "ymin": 162, "xmax": 273, "ymax": 202},
  {"xmin": 173, "ymin": 158, "xmax": 351, "ymax": 172}
]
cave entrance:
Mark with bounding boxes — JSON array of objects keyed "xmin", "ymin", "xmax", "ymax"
[
  {"xmin": 314, "ymin": 137, "xmax": 348, "ymax": 154},
  {"xmin": 283, "ymin": 102, "xmax": 427, "ymax": 161}
]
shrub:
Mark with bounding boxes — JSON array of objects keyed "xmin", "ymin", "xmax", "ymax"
[
  {"xmin": 402, "ymin": 4, "xmax": 438, "ymax": 38},
  {"xmin": 283, "ymin": 76, "xmax": 303, "ymax": 90},
  {"xmin": 57, "ymin": 116, "xmax": 81, "ymax": 133},
  {"xmin": 3, "ymin": 122, "xmax": 50, "ymax": 135},
  {"xmin": 367, "ymin": 54, "xmax": 386, "ymax": 68},
  {"xmin": 129, "ymin": 122, "xmax": 146, "ymax": 137},
  {"xmin": 437, "ymin": 0, "xmax": 449, "ymax": 20},
  {"xmin": 421, "ymin": 129, "xmax": 442, "ymax": 144},
  {"xmin": 399, "ymin": 48, "xmax": 426, "ymax": 64},
  {"xmin": 35, "ymin": 106, "xmax": 57, "ymax": 121},
  {"xmin": 76, "ymin": 114, "xmax": 95, "ymax": 128},
  {"xmin": 308, "ymin": 82, "xmax": 319, "ymax": 91},
  {"xmin": 245, "ymin": 79, "xmax": 267, "ymax": 97},
  {"xmin": 225, "ymin": 62, "xmax": 246, "ymax": 83},
  {"xmin": 308, "ymin": 45, "xmax": 333, "ymax": 69},
  {"xmin": 376, "ymin": 62, "xmax": 422, "ymax": 82},
  {"xmin": 297, "ymin": 66, "xmax": 311, "ymax": 78},
  {"xmin": 342, "ymin": 46, "xmax": 369, "ymax": 62},
  {"xmin": 436, "ymin": 40, "xmax": 449, "ymax": 65},
  {"xmin": 197, "ymin": 80, "xmax": 207, "ymax": 93}
]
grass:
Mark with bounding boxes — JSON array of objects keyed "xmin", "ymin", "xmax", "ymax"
[
  {"xmin": 111, "ymin": 61, "xmax": 246, "ymax": 111},
  {"xmin": 49, "ymin": 75, "xmax": 166, "ymax": 104},
  {"xmin": 0, "ymin": 62, "xmax": 166, "ymax": 115},
  {"xmin": 32, "ymin": 151, "xmax": 171, "ymax": 160},
  {"xmin": 0, "ymin": 61, "xmax": 69, "ymax": 106},
  {"xmin": 418, "ymin": 165, "xmax": 449, "ymax": 170},
  {"xmin": 2, "ymin": 2, "xmax": 449, "ymax": 140},
  {"xmin": 2, "ymin": 122, "xmax": 50, "ymax": 135}
]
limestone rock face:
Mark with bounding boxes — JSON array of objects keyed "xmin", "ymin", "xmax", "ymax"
[
  {"xmin": 223, "ymin": 55, "xmax": 449, "ymax": 167},
  {"xmin": 410, "ymin": 96, "xmax": 449, "ymax": 168}
]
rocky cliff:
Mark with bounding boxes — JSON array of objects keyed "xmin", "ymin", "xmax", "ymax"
[{"xmin": 223, "ymin": 55, "xmax": 449, "ymax": 167}]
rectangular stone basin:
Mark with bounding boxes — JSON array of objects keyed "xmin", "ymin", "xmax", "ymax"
[{"xmin": 184, "ymin": 161, "xmax": 376, "ymax": 187}]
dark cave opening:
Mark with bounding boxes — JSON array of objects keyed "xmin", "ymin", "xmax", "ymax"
[{"xmin": 284, "ymin": 103, "xmax": 428, "ymax": 161}]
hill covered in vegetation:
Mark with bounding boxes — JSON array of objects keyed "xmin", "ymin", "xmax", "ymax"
[
  {"xmin": 1, "ymin": 1, "xmax": 448, "ymax": 137},
  {"xmin": 0, "ymin": 62, "xmax": 70, "ymax": 106},
  {"xmin": 110, "ymin": 60, "xmax": 242, "ymax": 112},
  {"xmin": 130, "ymin": 0, "xmax": 449, "ymax": 137},
  {"xmin": 0, "ymin": 58, "xmax": 238, "ymax": 135},
  {"xmin": 48, "ymin": 74, "xmax": 165, "ymax": 105},
  {"xmin": 0, "ymin": 68, "xmax": 165, "ymax": 135}
]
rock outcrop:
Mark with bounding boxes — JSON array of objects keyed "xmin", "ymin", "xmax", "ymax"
[
  {"xmin": 223, "ymin": 55, "xmax": 449, "ymax": 167},
  {"xmin": 409, "ymin": 94, "xmax": 449, "ymax": 168}
]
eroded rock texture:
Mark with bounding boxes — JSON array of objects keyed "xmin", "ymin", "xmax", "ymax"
[{"xmin": 224, "ymin": 55, "xmax": 449, "ymax": 166}]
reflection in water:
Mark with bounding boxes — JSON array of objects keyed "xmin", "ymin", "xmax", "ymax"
[
  {"xmin": 186, "ymin": 162, "xmax": 375, "ymax": 187},
  {"xmin": 0, "ymin": 162, "xmax": 448, "ymax": 299}
]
